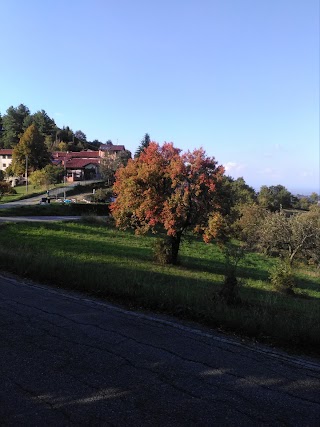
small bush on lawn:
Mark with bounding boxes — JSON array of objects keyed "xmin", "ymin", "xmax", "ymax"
[
  {"xmin": 269, "ymin": 259, "xmax": 295, "ymax": 295},
  {"xmin": 219, "ymin": 243, "xmax": 245, "ymax": 304}
]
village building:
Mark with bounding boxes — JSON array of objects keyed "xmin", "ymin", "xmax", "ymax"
[
  {"xmin": 0, "ymin": 143, "xmax": 126, "ymax": 184},
  {"xmin": 0, "ymin": 149, "xmax": 13, "ymax": 172}
]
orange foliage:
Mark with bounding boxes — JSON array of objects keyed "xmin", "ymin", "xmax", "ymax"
[{"xmin": 111, "ymin": 142, "xmax": 225, "ymax": 243}]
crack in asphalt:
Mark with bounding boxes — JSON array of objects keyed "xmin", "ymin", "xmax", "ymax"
[
  {"xmin": 1, "ymin": 302, "xmax": 318, "ymax": 426},
  {"xmin": 3, "ymin": 374, "xmax": 74, "ymax": 425},
  {"xmin": 4, "ymin": 297, "xmax": 320, "ymax": 408},
  {"xmin": 1, "ymin": 304, "xmax": 269, "ymax": 424},
  {"xmin": 1, "ymin": 273, "xmax": 320, "ymax": 425},
  {"xmin": 1, "ymin": 274, "xmax": 319, "ymax": 373}
]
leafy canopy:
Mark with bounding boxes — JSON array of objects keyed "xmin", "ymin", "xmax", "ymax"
[
  {"xmin": 111, "ymin": 142, "xmax": 226, "ymax": 246},
  {"xmin": 29, "ymin": 164, "xmax": 64, "ymax": 188},
  {"xmin": 11, "ymin": 124, "xmax": 51, "ymax": 175}
]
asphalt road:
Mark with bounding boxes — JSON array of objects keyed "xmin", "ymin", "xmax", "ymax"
[
  {"xmin": 0, "ymin": 180, "xmax": 105, "ymax": 210},
  {"xmin": 0, "ymin": 273, "xmax": 319, "ymax": 426}
]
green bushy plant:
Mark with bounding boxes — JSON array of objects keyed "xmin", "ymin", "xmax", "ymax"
[
  {"xmin": 269, "ymin": 259, "xmax": 295, "ymax": 294},
  {"xmin": 219, "ymin": 243, "xmax": 245, "ymax": 304}
]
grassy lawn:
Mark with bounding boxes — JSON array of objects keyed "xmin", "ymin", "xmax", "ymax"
[
  {"xmin": 0, "ymin": 203, "xmax": 109, "ymax": 216},
  {"xmin": 0, "ymin": 184, "xmax": 45, "ymax": 202},
  {"xmin": 0, "ymin": 220, "xmax": 319, "ymax": 354}
]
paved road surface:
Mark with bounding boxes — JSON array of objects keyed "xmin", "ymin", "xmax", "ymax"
[
  {"xmin": 0, "ymin": 273, "xmax": 319, "ymax": 426},
  {"xmin": 0, "ymin": 180, "xmax": 105, "ymax": 209}
]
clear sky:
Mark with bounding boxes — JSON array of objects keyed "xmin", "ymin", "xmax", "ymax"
[{"xmin": 1, "ymin": 0, "xmax": 319, "ymax": 194}]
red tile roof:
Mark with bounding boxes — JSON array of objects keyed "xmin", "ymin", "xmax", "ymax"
[
  {"xmin": 65, "ymin": 158, "xmax": 100, "ymax": 169},
  {"xmin": 0, "ymin": 149, "xmax": 13, "ymax": 155}
]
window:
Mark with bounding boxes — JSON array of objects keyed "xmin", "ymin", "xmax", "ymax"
[{"xmin": 3, "ymin": 163, "xmax": 6, "ymax": 167}]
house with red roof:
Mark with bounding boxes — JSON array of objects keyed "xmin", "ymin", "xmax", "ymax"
[
  {"xmin": 0, "ymin": 142, "xmax": 127, "ymax": 183},
  {"xmin": 52, "ymin": 150, "xmax": 102, "ymax": 182}
]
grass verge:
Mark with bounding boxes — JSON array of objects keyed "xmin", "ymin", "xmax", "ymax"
[
  {"xmin": 0, "ymin": 220, "xmax": 319, "ymax": 355},
  {"xmin": 0, "ymin": 203, "xmax": 109, "ymax": 216}
]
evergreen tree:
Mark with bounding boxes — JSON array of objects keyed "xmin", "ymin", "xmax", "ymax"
[
  {"xmin": 134, "ymin": 133, "xmax": 151, "ymax": 158},
  {"xmin": 2, "ymin": 104, "xmax": 30, "ymax": 148},
  {"xmin": 74, "ymin": 130, "xmax": 87, "ymax": 144},
  {"xmin": 0, "ymin": 113, "xmax": 3, "ymax": 148},
  {"xmin": 23, "ymin": 110, "xmax": 56, "ymax": 139}
]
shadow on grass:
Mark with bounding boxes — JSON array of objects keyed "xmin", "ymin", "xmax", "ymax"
[
  {"xmin": 181, "ymin": 254, "xmax": 271, "ymax": 282},
  {"xmin": 293, "ymin": 275, "xmax": 320, "ymax": 294}
]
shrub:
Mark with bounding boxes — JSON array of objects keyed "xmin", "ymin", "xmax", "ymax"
[
  {"xmin": 0, "ymin": 181, "xmax": 17, "ymax": 199},
  {"xmin": 93, "ymin": 187, "xmax": 114, "ymax": 203},
  {"xmin": 269, "ymin": 259, "xmax": 295, "ymax": 295},
  {"xmin": 219, "ymin": 243, "xmax": 244, "ymax": 305}
]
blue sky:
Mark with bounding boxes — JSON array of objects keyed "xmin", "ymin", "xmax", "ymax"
[{"xmin": 1, "ymin": 0, "xmax": 319, "ymax": 194}]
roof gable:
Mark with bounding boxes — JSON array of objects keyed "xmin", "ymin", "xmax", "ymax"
[{"xmin": 65, "ymin": 158, "xmax": 100, "ymax": 169}]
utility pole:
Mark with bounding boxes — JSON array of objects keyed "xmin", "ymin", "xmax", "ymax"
[
  {"xmin": 64, "ymin": 155, "xmax": 66, "ymax": 200},
  {"xmin": 25, "ymin": 155, "xmax": 28, "ymax": 194}
]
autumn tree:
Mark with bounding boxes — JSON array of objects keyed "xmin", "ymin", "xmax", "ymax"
[
  {"xmin": 58, "ymin": 141, "xmax": 68, "ymax": 152},
  {"xmin": 111, "ymin": 142, "xmax": 226, "ymax": 264},
  {"xmin": 11, "ymin": 124, "xmax": 51, "ymax": 175}
]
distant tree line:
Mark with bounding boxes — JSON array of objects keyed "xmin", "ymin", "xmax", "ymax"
[{"xmin": 0, "ymin": 103, "xmax": 105, "ymax": 152}]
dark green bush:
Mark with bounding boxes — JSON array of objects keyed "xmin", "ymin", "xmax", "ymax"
[
  {"xmin": 219, "ymin": 243, "xmax": 245, "ymax": 305},
  {"xmin": 269, "ymin": 259, "xmax": 295, "ymax": 294}
]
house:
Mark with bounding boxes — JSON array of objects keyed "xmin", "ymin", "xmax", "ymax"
[
  {"xmin": 52, "ymin": 150, "xmax": 102, "ymax": 182},
  {"xmin": 64, "ymin": 158, "xmax": 100, "ymax": 182},
  {"xmin": 99, "ymin": 144, "xmax": 126, "ymax": 159},
  {"xmin": 0, "ymin": 149, "xmax": 13, "ymax": 172},
  {"xmin": 0, "ymin": 144, "xmax": 127, "ymax": 183}
]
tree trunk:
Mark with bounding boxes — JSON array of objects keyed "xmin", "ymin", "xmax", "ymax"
[{"xmin": 170, "ymin": 233, "xmax": 182, "ymax": 265}]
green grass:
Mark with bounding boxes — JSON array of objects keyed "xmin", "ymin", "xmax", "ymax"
[
  {"xmin": 0, "ymin": 220, "xmax": 319, "ymax": 355},
  {"xmin": 0, "ymin": 184, "xmax": 45, "ymax": 203},
  {"xmin": 0, "ymin": 203, "xmax": 109, "ymax": 216}
]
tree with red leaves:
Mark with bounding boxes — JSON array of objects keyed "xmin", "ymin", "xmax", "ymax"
[{"xmin": 111, "ymin": 142, "xmax": 226, "ymax": 264}]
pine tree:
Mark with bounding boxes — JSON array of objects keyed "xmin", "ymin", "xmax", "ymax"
[
  {"xmin": 134, "ymin": 133, "xmax": 151, "ymax": 158},
  {"xmin": 2, "ymin": 104, "xmax": 30, "ymax": 148}
]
